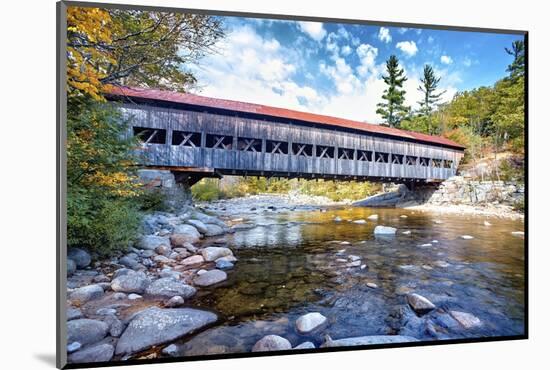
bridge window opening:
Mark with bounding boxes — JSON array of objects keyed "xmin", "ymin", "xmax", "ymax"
[
  {"xmin": 316, "ymin": 145, "xmax": 334, "ymax": 159},
  {"xmin": 237, "ymin": 137, "xmax": 261, "ymax": 152},
  {"xmin": 405, "ymin": 156, "xmax": 418, "ymax": 165},
  {"xmin": 375, "ymin": 152, "xmax": 389, "ymax": 163},
  {"xmin": 172, "ymin": 130, "xmax": 201, "ymax": 147},
  {"xmin": 357, "ymin": 150, "xmax": 372, "ymax": 161},
  {"xmin": 292, "ymin": 143, "xmax": 313, "ymax": 157},
  {"xmin": 133, "ymin": 127, "xmax": 166, "ymax": 144},
  {"xmin": 443, "ymin": 160, "xmax": 453, "ymax": 168},
  {"xmin": 392, "ymin": 154, "xmax": 404, "ymax": 164},
  {"xmin": 267, "ymin": 140, "xmax": 288, "ymax": 155},
  {"xmin": 206, "ymin": 134, "xmax": 233, "ymax": 149},
  {"xmin": 432, "ymin": 159, "xmax": 443, "ymax": 167},
  {"xmin": 338, "ymin": 148, "xmax": 354, "ymax": 160},
  {"xmin": 419, "ymin": 157, "xmax": 430, "ymax": 167}
]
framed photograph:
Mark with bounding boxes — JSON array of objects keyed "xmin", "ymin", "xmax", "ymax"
[{"xmin": 57, "ymin": 1, "xmax": 527, "ymax": 368}]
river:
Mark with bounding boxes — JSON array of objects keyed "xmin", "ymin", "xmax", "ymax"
[{"xmin": 171, "ymin": 200, "xmax": 525, "ymax": 356}]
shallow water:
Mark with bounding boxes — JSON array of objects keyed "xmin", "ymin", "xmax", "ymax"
[{"xmin": 177, "ymin": 206, "xmax": 525, "ymax": 356}]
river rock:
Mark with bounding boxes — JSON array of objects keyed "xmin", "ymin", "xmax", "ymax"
[
  {"xmin": 128, "ymin": 293, "xmax": 142, "ymax": 300},
  {"xmin": 186, "ymin": 219, "xmax": 208, "ymax": 234},
  {"xmin": 165, "ymin": 295, "xmax": 185, "ymax": 307},
  {"xmin": 252, "ymin": 335, "xmax": 292, "ymax": 352},
  {"xmin": 450, "ymin": 311, "xmax": 483, "ymax": 329},
  {"xmin": 173, "ymin": 224, "xmax": 201, "ymax": 241},
  {"xmin": 170, "ymin": 233, "xmax": 199, "ymax": 247},
  {"xmin": 69, "ymin": 284, "xmax": 104, "ymax": 305},
  {"xmin": 334, "ymin": 216, "xmax": 342, "ymax": 222},
  {"xmin": 181, "ymin": 255, "xmax": 205, "ymax": 267},
  {"xmin": 367, "ymin": 214, "xmax": 379, "ymax": 220},
  {"xmin": 294, "ymin": 341, "xmax": 315, "ymax": 349},
  {"xmin": 321, "ymin": 334, "xmax": 418, "ymax": 347},
  {"xmin": 217, "ymin": 255, "xmax": 238, "ymax": 263},
  {"xmin": 194, "ymin": 269, "xmax": 227, "ymax": 287},
  {"xmin": 374, "ymin": 225, "xmax": 397, "ymax": 235},
  {"xmin": 162, "ymin": 344, "xmax": 179, "ymax": 357},
  {"xmin": 68, "ymin": 248, "xmax": 91, "ymax": 268},
  {"xmin": 295, "ymin": 312, "xmax": 327, "ymax": 334},
  {"xmin": 159, "ymin": 268, "xmax": 181, "ymax": 280},
  {"xmin": 402, "ymin": 230, "xmax": 412, "ymax": 235},
  {"xmin": 407, "ymin": 293, "xmax": 436, "ymax": 314},
  {"xmin": 112, "ymin": 268, "xmax": 132, "ymax": 279},
  {"xmin": 202, "ymin": 247, "xmax": 233, "ymax": 262},
  {"xmin": 111, "ymin": 270, "xmax": 149, "ymax": 294},
  {"xmin": 511, "ymin": 231, "xmax": 524, "ymax": 237},
  {"xmin": 352, "ymin": 219, "xmax": 367, "ymax": 224},
  {"xmin": 115, "ymin": 307, "xmax": 217, "ymax": 355},
  {"xmin": 96, "ymin": 308, "xmax": 116, "ymax": 316},
  {"xmin": 145, "ymin": 278, "xmax": 196, "ymax": 298},
  {"xmin": 67, "ymin": 307, "xmax": 83, "ymax": 321},
  {"xmin": 138, "ymin": 235, "xmax": 171, "ymax": 250},
  {"xmin": 204, "ymin": 224, "xmax": 225, "ymax": 236},
  {"xmin": 155, "ymin": 244, "xmax": 172, "ymax": 257},
  {"xmin": 366, "ymin": 282, "xmax": 378, "ymax": 289},
  {"xmin": 104, "ymin": 315, "xmax": 125, "ymax": 337},
  {"xmin": 67, "ymin": 319, "xmax": 109, "ymax": 346},
  {"xmin": 119, "ymin": 256, "xmax": 140, "ymax": 269},
  {"xmin": 67, "ymin": 259, "xmax": 76, "ymax": 275},
  {"xmin": 460, "ymin": 235, "xmax": 474, "ymax": 240},
  {"xmin": 216, "ymin": 259, "xmax": 234, "ymax": 270},
  {"xmin": 68, "ymin": 343, "xmax": 114, "ymax": 364},
  {"xmin": 153, "ymin": 255, "xmax": 172, "ymax": 264}
]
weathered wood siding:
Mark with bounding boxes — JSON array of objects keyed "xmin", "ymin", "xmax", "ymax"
[{"xmin": 119, "ymin": 103, "xmax": 464, "ymax": 181}]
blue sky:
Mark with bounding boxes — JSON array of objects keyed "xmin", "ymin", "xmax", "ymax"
[{"xmin": 190, "ymin": 16, "xmax": 521, "ymax": 124}]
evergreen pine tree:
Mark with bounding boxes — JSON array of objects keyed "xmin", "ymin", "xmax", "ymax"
[
  {"xmin": 505, "ymin": 40, "xmax": 525, "ymax": 80},
  {"xmin": 376, "ymin": 55, "xmax": 410, "ymax": 127},
  {"xmin": 417, "ymin": 64, "xmax": 445, "ymax": 116}
]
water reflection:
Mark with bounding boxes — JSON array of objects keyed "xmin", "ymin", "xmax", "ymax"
[{"xmin": 183, "ymin": 207, "xmax": 525, "ymax": 355}]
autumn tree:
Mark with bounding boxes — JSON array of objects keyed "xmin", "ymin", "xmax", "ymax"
[
  {"xmin": 65, "ymin": 6, "xmax": 225, "ymax": 255},
  {"xmin": 376, "ymin": 55, "xmax": 410, "ymax": 127}
]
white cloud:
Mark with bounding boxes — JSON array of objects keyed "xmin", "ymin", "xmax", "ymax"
[
  {"xmin": 463, "ymin": 57, "xmax": 472, "ymax": 67},
  {"xmin": 192, "ymin": 24, "xmax": 459, "ymax": 125},
  {"xmin": 427, "ymin": 36, "xmax": 435, "ymax": 44},
  {"xmin": 378, "ymin": 27, "xmax": 392, "ymax": 43},
  {"xmin": 396, "ymin": 41, "xmax": 418, "ymax": 57},
  {"xmin": 398, "ymin": 27, "xmax": 408, "ymax": 34},
  {"xmin": 356, "ymin": 43, "xmax": 379, "ymax": 77},
  {"xmin": 440, "ymin": 55, "xmax": 453, "ymax": 65},
  {"xmin": 297, "ymin": 21, "xmax": 327, "ymax": 41},
  {"xmin": 341, "ymin": 45, "xmax": 352, "ymax": 56}
]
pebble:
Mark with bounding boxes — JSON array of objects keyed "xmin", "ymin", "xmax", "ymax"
[
  {"xmin": 460, "ymin": 235, "xmax": 474, "ymax": 240},
  {"xmin": 402, "ymin": 230, "xmax": 412, "ymax": 235},
  {"xmin": 162, "ymin": 344, "xmax": 179, "ymax": 357},
  {"xmin": 128, "ymin": 293, "xmax": 142, "ymax": 300},
  {"xmin": 366, "ymin": 282, "xmax": 378, "ymax": 289}
]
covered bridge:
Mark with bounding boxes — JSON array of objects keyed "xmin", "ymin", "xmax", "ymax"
[{"xmin": 105, "ymin": 86, "xmax": 465, "ymax": 186}]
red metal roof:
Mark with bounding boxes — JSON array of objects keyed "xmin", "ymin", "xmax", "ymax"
[{"xmin": 105, "ymin": 85, "xmax": 465, "ymax": 150}]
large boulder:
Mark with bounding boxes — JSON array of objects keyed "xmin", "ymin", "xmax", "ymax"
[
  {"xmin": 201, "ymin": 247, "xmax": 233, "ymax": 262},
  {"xmin": 67, "ymin": 259, "xmax": 76, "ymax": 275},
  {"xmin": 68, "ymin": 343, "xmax": 114, "ymax": 364},
  {"xmin": 407, "ymin": 293, "xmax": 436, "ymax": 314},
  {"xmin": 321, "ymin": 335, "xmax": 418, "ymax": 347},
  {"xmin": 295, "ymin": 312, "xmax": 327, "ymax": 334},
  {"xmin": 193, "ymin": 269, "xmax": 227, "ymax": 287},
  {"xmin": 145, "ymin": 278, "xmax": 196, "ymax": 298},
  {"xmin": 69, "ymin": 284, "xmax": 104, "ymax": 305},
  {"xmin": 138, "ymin": 235, "xmax": 170, "ymax": 251},
  {"xmin": 115, "ymin": 307, "xmax": 217, "ymax": 356},
  {"xmin": 68, "ymin": 248, "xmax": 91, "ymax": 268},
  {"xmin": 252, "ymin": 335, "xmax": 292, "ymax": 352},
  {"xmin": 111, "ymin": 271, "xmax": 150, "ymax": 294},
  {"xmin": 67, "ymin": 319, "xmax": 109, "ymax": 346},
  {"xmin": 204, "ymin": 224, "xmax": 225, "ymax": 236}
]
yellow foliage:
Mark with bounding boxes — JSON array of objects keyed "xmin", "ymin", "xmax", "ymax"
[{"xmin": 66, "ymin": 7, "xmax": 114, "ymax": 100}]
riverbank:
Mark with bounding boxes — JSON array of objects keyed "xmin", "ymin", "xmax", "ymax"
[{"xmin": 403, "ymin": 202, "xmax": 524, "ymax": 220}]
